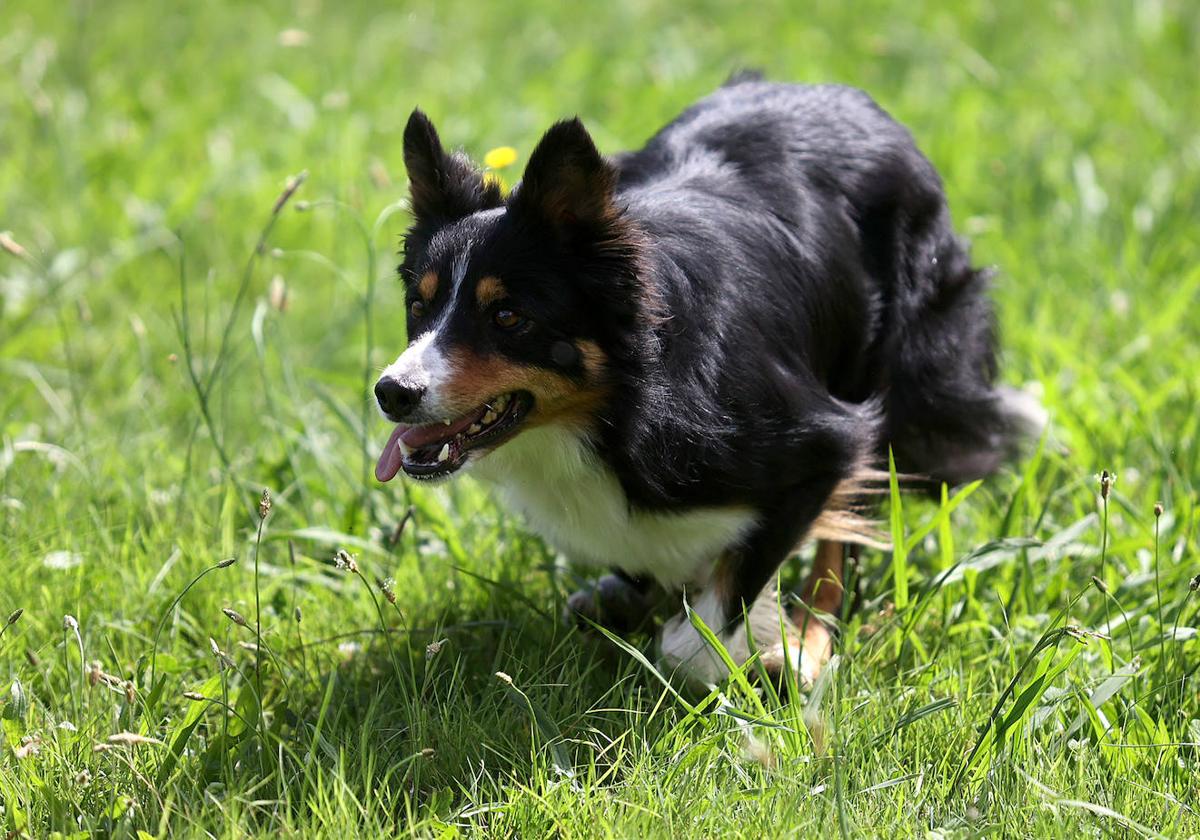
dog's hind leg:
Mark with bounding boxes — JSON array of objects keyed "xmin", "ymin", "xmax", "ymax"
[{"xmin": 782, "ymin": 539, "xmax": 849, "ymax": 686}]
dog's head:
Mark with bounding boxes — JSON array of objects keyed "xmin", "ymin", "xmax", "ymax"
[{"xmin": 374, "ymin": 110, "xmax": 642, "ymax": 482}]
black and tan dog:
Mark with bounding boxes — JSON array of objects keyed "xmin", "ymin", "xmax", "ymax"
[{"xmin": 373, "ymin": 76, "xmax": 1043, "ymax": 684}]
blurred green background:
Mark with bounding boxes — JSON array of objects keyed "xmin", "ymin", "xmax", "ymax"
[{"xmin": 2, "ymin": 1, "xmax": 1199, "ymax": 837}]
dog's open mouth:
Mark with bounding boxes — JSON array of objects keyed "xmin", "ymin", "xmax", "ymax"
[{"xmin": 375, "ymin": 391, "xmax": 532, "ymax": 482}]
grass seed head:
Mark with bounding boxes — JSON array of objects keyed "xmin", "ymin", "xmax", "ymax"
[
  {"xmin": 63, "ymin": 614, "xmax": 79, "ymax": 632},
  {"xmin": 217, "ymin": 557, "xmax": 237, "ymax": 569},
  {"xmin": 1064, "ymin": 624, "xmax": 1108, "ymax": 644},
  {"xmin": 183, "ymin": 691, "xmax": 207, "ymax": 702},
  {"xmin": 5, "ymin": 608, "xmax": 22, "ymax": 626},
  {"xmin": 271, "ymin": 169, "xmax": 308, "ymax": 214},
  {"xmin": 1154, "ymin": 501, "xmax": 1164, "ymax": 518},
  {"xmin": 1098, "ymin": 469, "xmax": 1112, "ymax": 500},
  {"xmin": 258, "ymin": 488, "xmax": 271, "ymax": 519},
  {"xmin": 334, "ymin": 549, "xmax": 358, "ymax": 573},
  {"xmin": 222, "ymin": 607, "xmax": 249, "ymax": 628},
  {"xmin": 1191, "ymin": 575, "xmax": 1200, "ymax": 592},
  {"xmin": 1091, "ymin": 575, "xmax": 1108, "ymax": 594},
  {"xmin": 378, "ymin": 577, "xmax": 397, "ymax": 605},
  {"xmin": 294, "ymin": 605, "xmax": 302, "ymax": 623},
  {"xmin": 208, "ymin": 637, "xmax": 234, "ymax": 670},
  {"xmin": 0, "ymin": 230, "xmax": 29, "ymax": 258}
]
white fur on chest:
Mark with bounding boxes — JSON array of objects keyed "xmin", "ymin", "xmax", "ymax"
[{"xmin": 470, "ymin": 426, "xmax": 756, "ymax": 587}]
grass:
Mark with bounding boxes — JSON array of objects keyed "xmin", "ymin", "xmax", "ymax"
[{"xmin": 1, "ymin": 0, "xmax": 1199, "ymax": 836}]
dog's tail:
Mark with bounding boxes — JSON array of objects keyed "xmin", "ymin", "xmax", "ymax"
[
  {"xmin": 880, "ymin": 237, "xmax": 1047, "ymax": 489},
  {"xmin": 883, "ymin": 301, "xmax": 1047, "ymax": 488},
  {"xmin": 995, "ymin": 384, "xmax": 1049, "ymax": 443}
]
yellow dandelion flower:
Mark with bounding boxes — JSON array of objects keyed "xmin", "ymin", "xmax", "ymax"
[{"xmin": 484, "ymin": 146, "xmax": 518, "ymax": 170}]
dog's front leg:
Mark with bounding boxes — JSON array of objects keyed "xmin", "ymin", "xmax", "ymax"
[
  {"xmin": 565, "ymin": 570, "xmax": 663, "ymax": 636},
  {"xmin": 658, "ymin": 488, "xmax": 842, "ymax": 686}
]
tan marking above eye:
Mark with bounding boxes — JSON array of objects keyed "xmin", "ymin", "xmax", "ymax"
[
  {"xmin": 417, "ymin": 271, "xmax": 439, "ymax": 302},
  {"xmin": 475, "ymin": 275, "xmax": 507, "ymax": 308}
]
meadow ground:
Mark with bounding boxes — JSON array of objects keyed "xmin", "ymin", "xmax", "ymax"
[{"xmin": 2, "ymin": 0, "xmax": 1199, "ymax": 836}]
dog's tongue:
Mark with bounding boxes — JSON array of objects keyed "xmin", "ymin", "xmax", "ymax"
[
  {"xmin": 375, "ymin": 425, "xmax": 407, "ymax": 482},
  {"xmin": 375, "ymin": 410, "xmax": 484, "ymax": 482},
  {"xmin": 398, "ymin": 410, "xmax": 478, "ymax": 449}
]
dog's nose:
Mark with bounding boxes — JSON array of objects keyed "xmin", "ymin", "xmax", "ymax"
[{"xmin": 375, "ymin": 378, "xmax": 424, "ymax": 419}]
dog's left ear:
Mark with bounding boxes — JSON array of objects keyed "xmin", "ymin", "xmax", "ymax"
[
  {"xmin": 404, "ymin": 109, "xmax": 502, "ymax": 224},
  {"xmin": 510, "ymin": 118, "xmax": 617, "ymax": 230}
]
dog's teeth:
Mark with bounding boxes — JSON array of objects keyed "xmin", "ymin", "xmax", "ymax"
[
  {"xmin": 468, "ymin": 423, "xmax": 482, "ymax": 434},
  {"xmin": 496, "ymin": 394, "xmax": 509, "ymax": 409},
  {"xmin": 482, "ymin": 410, "xmax": 497, "ymax": 424},
  {"xmin": 443, "ymin": 418, "xmax": 451, "ymax": 426},
  {"xmin": 397, "ymin": 439, "xmax": 411, "ymax": 458},
  {"xmin": 436, "ymin": 443, "xmax": 450, "ymax": 463}
]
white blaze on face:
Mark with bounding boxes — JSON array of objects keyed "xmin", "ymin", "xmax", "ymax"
[
  {"xmin": 378, "ymin": 330, "xmax": 454, "ymax": 423},
  {"xmin": 377, "ymin": 245, "xmax": 479, "ymax": 424}
]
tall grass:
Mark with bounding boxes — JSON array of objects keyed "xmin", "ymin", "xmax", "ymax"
[{"xmin": 1, "ymin": 0, "xmax": 1198, "ymax": 836}]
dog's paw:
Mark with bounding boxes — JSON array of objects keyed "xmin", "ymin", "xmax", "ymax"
[
  {"xmin": 658, "ymin": 610, "xmax": 741, "ymax": 685},
  {"xmin": 758, "ymin": 616, "xmax": 834, "ymax": 689},
  {"xmin": 564, "ymin": 574, "xmax": 655, "ymax": 636}
]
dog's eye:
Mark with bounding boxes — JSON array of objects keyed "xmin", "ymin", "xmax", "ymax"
[
  {"xmin": 409, "ymin": 300, "xmax": 427, "ymax": 320},
  {"xmin": 493, "ymin": 309, "xmax": 526, "ymax": 330}
]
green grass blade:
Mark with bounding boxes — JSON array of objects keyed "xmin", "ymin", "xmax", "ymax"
[{"xmin": 887, "ymin": 448, "xmax": 909, "ymax": 610}]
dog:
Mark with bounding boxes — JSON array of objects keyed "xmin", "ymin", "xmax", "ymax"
[{"xmin": 373, "ymin": 75, "xmax": 1043, "ymax": 685}]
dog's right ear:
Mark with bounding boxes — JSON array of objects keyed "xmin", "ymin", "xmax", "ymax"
[
  {"xmin": 403, "ymin": 109, "xmax": 502, "ymax": 224},
  {"xmin": 509, "ymin": 118, "xmax": 618, "ymax": 232}
]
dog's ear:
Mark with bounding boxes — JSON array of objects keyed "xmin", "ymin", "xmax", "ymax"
[
  {"xmin": 510, "ymin": 118, "xmax": 617, "ymax": 230},
  {"xmin": 403, "ymin": 109, "xmax": 502, "ymax": 224}
]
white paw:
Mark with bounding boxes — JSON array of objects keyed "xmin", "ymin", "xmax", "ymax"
[{"xmin": 659, "ymin": 610, "xmax": 748, "ymax": 685}]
